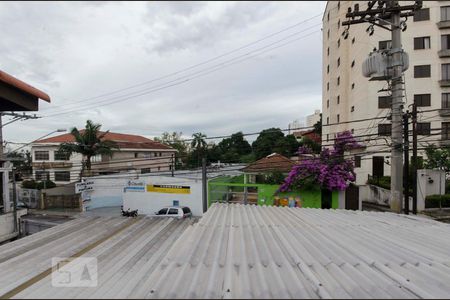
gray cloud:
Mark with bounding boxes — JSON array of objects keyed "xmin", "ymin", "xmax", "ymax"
[{"xmin": 1, "ymin": 1, "xmax": 326, "ymax": 147}]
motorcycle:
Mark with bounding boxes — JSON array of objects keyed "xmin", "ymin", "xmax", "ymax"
[{"xmin": 121, "ymin": 206, "xmax": 138, "ymax": 217}]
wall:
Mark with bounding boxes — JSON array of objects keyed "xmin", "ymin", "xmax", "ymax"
[
  {"xmin": 0, "ymin": 209, "xmax": 28, "ymax": 243},
  {"xmin": 417, "ymin": 169, "xmax": 446, "ymax": 211},
  {"xmin": 123, "ymin": 176, "xmax": 203, "ymax": 216},
  {"xmin": 360, "ymin": 184, "xmax": 416, "ymax": 210},
  {"xmin": 209, "ymin": 176, "xmax": 340, "ymax": 209}
]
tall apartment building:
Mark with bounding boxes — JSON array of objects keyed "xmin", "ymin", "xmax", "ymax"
[{"xmin": 322, "ymin": 1, "xmax": 450, "ymax": 185}]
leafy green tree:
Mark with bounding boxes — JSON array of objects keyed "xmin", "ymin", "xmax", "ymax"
[
  {"xmin": 218, "ymin": 132, "xmax": 252, "ymax": 160},
  {"xmin": 190, "ymin": 132, "xmax": 207, "ymax": 167},
  {"xmin": 424, "ymin": 145, "xmax": 450, "ymax": 173},
  {"xmin": 59, "ymin": 120, "xmax": 118, "ymax": 173},
  {"xmin": 154, "ymin": 131, "xmax": 188, "ymax": 168},
  {"xmin": 7, "ymin": 150, "xmax": 32, "ymax": 180},
  {"xmin": 252, "ymin": 128, "xmax": 286, "ymax": 160}
]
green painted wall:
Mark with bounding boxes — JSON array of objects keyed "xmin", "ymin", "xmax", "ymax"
[{"xmin": 208, "ymin": 176, "xmax": 342, "ymax": 209}]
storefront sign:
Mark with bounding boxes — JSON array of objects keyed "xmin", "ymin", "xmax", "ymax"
[
  {"xmin": 124, "ymin": 180, "xmax": 145, "ymax": 192},
  {"xmin": 146, "ymin": 184, "xmax": 191, "ymax": 194}
]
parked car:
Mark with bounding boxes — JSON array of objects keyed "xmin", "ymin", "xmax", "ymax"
[
  {"xmin": 155, "ymin": 206, "xmax": 192, "ymax": 219},
  {"xmin": 17, "ymin": 201, "xmax": 29, "ymax": 209}
]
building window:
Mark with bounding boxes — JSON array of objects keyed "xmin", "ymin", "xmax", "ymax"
[
  {"xmin": 378, "ymin": 96, "xmax": 392, "ymax": 109},
  {"xmin": 442, "ymin": 34, "xmax": 450, "ymax": 50},
  {"xmin": 134, "ymin": 153, "xmax": 138, "ymax": 158},
  {"xmin": 352, "ymin": 37, "xmax": 355, "ymax": 44},
  {"xmin": 158, "ymin": 166, "xmax": 161, "ymax": 171},
  {"xmin": 378, "ymin": 124, "xmax": 392, "ymax": 136},
  {"xmin": 414, "ymin": 36, "xmax": 430, "ymax": 50},
  {"xmin": 414, "ymin": 94, "xmax": 431, "ymax": 107},
  {"xmin": 441, "ymin": 6, "xmax": 450, "ymax": 21},
  {"xmin": 337, "ymin": 95, "xmax": 340, "ymax": 104},
  {"xmin": 337, "ymin": 1, "xmax": 340, "ymax": 10},
  {"xmin": 338, "ymin": 19, "xmax": 340, "ymax": 29},
  {"xmin": 443, "ymin": 93, "xmax": 450, "ymax": 108},
  {"xmin": 154, "ymin": 152, "xmax": 158, "ymax": 157},
  {"xmin": 35, "ymin": 170, "xmax": 49, "ymax": 181},
  {"xmin": 379, "ymin": 40, "xmax": 392, "ymax": 50},
  {"xmin": 327, "ymin": 64, "xmax": 329, "ymax": 74},
  {"xmin": 327, "ymin": 82, "xmax": 329, "ymax": 91},
  {"xmin": 54, "ymin": 151, "xmax": 70, "ymax": 161},
  {"xmin": 337, "ymin": 57, "xmax": 340, "ymax": 67},
  {"xmin": 327, "ymin": 29, "xmax": 330, "ymax": 39},
  {"xmin": 414, "ymin": 8, "xmax": 429, "ymax": 21},
  {"xmin": 351, "ymin": 129, "xmax": 354, "ymax": 134},
  {"xmin": 351, "ymin": 106, "xmax": 355, "ymax": 112},
  {"xmin": 54, "ymin": 171, "xmax": 70, "ymax": 182},
  {"xmin": 337, "ymin": 38, "xmax": 340, "ymax": 48},
  {"xmin": 351, "ymin": 83, "xmax": 355, "ymax": 89},
  {"xmin": 141, "ymin": 168, "xmax": 151, "ymax": 174},
  {"xmin": 354, "ymin": 156, "xmax": 361, "ymax": 168},
  {"xmin": 35, "ymin": 151, "xmax": 49, "ymax": 161},
  {"xmin": 414, "ymin": 65, "xmax": 431, "ymax": 78},
  {"xmin": 443, "ymin": 122, "xmax": 450, "ymax": 140},
  {"xmin": 159, "ymin": 152, "xmax": 162, "ymax": 157},
  {"xmin": 327, "ymin": 99, "xmax": 329, "ymax": 108},
  {"xmin": 337, "ymin": 76, "xmax": 340, "ymax": 85},
  {"xmin": 326, "ymin": 134, "xmax": 329, "ymax": 142},
  {"xmin": 417, "ymin": 123, "xmax": 431, "ymax": 135},
  {"xmin": 327, "ymin": 47, "xmax": 329, "ymax": 56},
  {"xmin": 337, "ymin": 114, "xmax": 340, "ymax": 123},
  {"xmin": 326, "ymin": 117, "xmax": 329, "ymax": 125},
  {"xmin": 327, "ymin": 12, "xmax": 330, "ymax": 21},
  {"xmin": 442, "ymin": 64, "xmax": 450, "ymax": 80},
  {"xmin": 351, "ymin": 60, "xmax": 355, "ymax": 68}
]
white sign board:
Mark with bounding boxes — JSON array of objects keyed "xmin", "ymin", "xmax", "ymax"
[
  {"xmin": 124, "ymin": 180, "xmax": 145, "ymax": 192},
  {"xmin": 75, "ymin": 181, "xmax": 94, "ymax": 193}
]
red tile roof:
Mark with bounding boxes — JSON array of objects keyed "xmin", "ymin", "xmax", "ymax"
[
  {"xmin": 0, "ymin": 70, "xmax": 50, "ymax": 102},
  {"xmin": 293, "ymin": 129, "xmax": 321, "ymax": 144},
  {"xmin": 35, "ymin": 131, "xmax": 174, "ymax": 150},
  {"xmin": 242, "ymin": 153, "xmax": 296, "ymax": 173}
]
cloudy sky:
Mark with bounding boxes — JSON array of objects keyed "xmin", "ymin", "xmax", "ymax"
[{"xmin": 1, "ymin": 1, "xmax": 326, "ymax": 148}]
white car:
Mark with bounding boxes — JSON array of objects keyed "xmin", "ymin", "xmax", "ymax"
[{"xmin": 155, "ymin": 206, "xmax": 192, "ymax": 219}]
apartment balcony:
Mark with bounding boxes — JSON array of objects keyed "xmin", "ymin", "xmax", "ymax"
[
  {"xmin": 439, "ymin": 79, "xmax": 450, "ymax": 87},
  {"xmin": 439, "ymin": 108, "xmax": 450, "ymax": 117},
  {"xmin": 438, "ymin": 49, "xmax": 450, "ymax": 58},
  {"xmin": 32, "ymin": 162, "xmax": 73, "ymax": 169},
  {"xmin": 437, "ymin": 20, "xmax": 450, "ymax": 29}
]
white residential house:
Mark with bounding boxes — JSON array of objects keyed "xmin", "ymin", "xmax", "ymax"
[{"xmin": 31, "ymin": 131, "xmax": 177, "ymax": 184}]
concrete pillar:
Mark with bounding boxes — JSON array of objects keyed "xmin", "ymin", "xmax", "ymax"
[{"xmin": 1, "ymin": 161, "xmax": 11, "ymax": 212}]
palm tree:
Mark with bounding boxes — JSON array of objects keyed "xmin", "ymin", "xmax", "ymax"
[
  {"xmin": 58, "ymin": 120, "xmax": 118, "ymax": 175},
  {"xmin": 191, "ymin": 132, "xmax": 207, "ymax": 167}
]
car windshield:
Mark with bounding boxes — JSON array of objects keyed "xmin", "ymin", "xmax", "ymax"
[
  {"xmin": 182, "ymin": 207, "xmax": 191, "ymax": 214},
  {"xmin": 157, "ymin": 208, "xmax": 168, "ymax": 215}
]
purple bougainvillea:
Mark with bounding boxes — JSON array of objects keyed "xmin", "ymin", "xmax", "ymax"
[{"xmin": 279, "ymin": 131, "xmax": 361, "ymax": 192}]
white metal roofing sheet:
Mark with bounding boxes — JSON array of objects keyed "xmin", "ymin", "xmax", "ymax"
[{"xmin": 2, "ymin": 204, "xmax": 450, "ymax": 298}]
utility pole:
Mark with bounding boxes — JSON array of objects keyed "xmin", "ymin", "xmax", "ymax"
[
  {"xmin": 411, "ymin": 103, "xmax": 418, "ymax": 214},
  {"xmin": 343, "ymin": 0, "xmax": 422, "ymax": 214},
  {"xmin": 201, "ymin": 157, "xmax": 207, "ymax": 213},
  {"xmin": 403, "ymin": 112, "xmax": 410, "ymax": 215},
  {"xmin": 171, "ymin": 154, "xmax": 174, "ymax": 177}
]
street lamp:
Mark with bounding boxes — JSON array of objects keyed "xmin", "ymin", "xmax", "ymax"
[{"xmin": 8, "ymin": 128, "xmax": 67, "ymax": 154}]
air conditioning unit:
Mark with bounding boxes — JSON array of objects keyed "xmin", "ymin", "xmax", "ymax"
[{"xmin": 362, "ymin": 50, "xmax": 409, "ymax": 81}]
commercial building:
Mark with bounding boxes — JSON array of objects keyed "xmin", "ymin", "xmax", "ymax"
[
  {"xmin": 31, "ymin": 131, "xmax": 177, "ymax": 184},
  {"xmin": 322, "ymin": 1, "xmax": 450, "ymax": 185},
  {"xmin": 1, "ymin": 203, "xmax": 450, "ymax": 298}
]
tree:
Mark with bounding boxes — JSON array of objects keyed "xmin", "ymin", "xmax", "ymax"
[
  {"xmin": 424, "ymin": 145, "xmax": 450, "ymax": 174},
  {"xmin": 279, "ymin": 131, "xmax": 360, "ymax": 192},
  {"xmin": 252, "ymin": 128, "xmax": 286, "ymax": 160},
  {"xmin": 191, "ymin": 132, "xmax": 207, "ymax": 167},
  {"xmin": 154, "ymin": 131, "xmax": 188, "ymax": 168},
  {"xmin": 59, "ymin": 120, "xmax": 118, "ymax": 174},
  {"xmin": 7, "ymin": 150, "xmax": 32, "ymax": 180},
  {"xmin": 218, "ymin": 131, "xmax": 252, "ymax": 162}
]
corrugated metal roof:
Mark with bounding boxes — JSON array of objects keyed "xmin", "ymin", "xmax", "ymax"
[
  {"xmin": 2, "ymin": 204, "xmax": 450, "ymax": 299},
  {"xmin": 141, "ymin": 204, "xmax": 450, "ymax": 299}
]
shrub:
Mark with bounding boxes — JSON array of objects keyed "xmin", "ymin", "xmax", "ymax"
[
  {"xmin": 21, "ymin": 180, "xmax": 38, "ymax": 189},
  {"xmin": 367, "ymin": 176, "xmax": 391, "ymax": 190},
  {"xmin": 36, "ymin": 180, "xmax": 56, "ymax": 190},
  {"xmin": 425, "ymin": 194, "xmax": 450, "ymax": 208}
]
